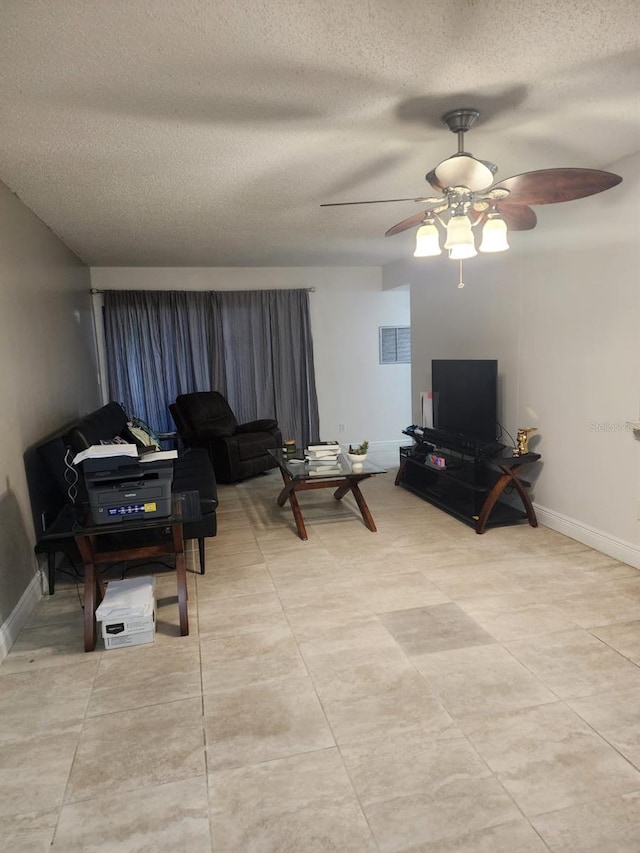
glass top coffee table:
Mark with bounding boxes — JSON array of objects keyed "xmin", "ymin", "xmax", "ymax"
[{"xmin": 268, "ymin": 449, "xmax": 387, "ymax": 540}]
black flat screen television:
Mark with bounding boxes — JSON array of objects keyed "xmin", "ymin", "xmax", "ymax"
[{"xmin": 431, "ymin": 359, "xmax": 498, "ymax": 443}]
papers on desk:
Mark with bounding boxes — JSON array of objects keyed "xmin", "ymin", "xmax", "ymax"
[
  {"xmin": 72, "ymin": 445, "xmax": 178, "ymax": 466},
  {"xmin": 140, "ymin": 449, "xmax": 178, "ymax": 462},
  {"xmin": 72, "ymin": 444, "xmax": 138, "ymax": 465}
]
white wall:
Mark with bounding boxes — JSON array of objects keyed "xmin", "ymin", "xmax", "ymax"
[
  {"xmin": 90, "ymin": 266, "xmax": 411, "ymax": 452},
  {"xmin": 0, "ymin": 181, "xmax": 100, "ymax": 657},
  {"xmin": 384, "ymin": 153, "xmax": 640, "ymax": 566}
]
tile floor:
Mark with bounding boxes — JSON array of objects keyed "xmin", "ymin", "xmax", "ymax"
[{"xmin": 2, "ymin": 457, "xmax": 640, "ymax": 851}]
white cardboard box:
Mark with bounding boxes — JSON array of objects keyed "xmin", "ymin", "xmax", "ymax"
[
  {"xmin": 101, "ymin": 609, "xmax": 156, "ymax": 640},
  {"xmin": 97, "ymin": 576, "xmax": 156, "ymax": 649},
  {"xmin": 103, "ymin": 625, "xmax": 156, "ymax": 649}
]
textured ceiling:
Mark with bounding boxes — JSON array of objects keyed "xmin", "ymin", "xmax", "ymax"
[{"xmin": 0, "ymin": 0, "xmax": 638, "ymax": 267}]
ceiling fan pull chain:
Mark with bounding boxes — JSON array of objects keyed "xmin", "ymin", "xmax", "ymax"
[{"xmin": 457, "ymin": 259, "xmax": 465, "ymax": 289}]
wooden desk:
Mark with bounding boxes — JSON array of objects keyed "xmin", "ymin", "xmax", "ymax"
[
  {"xmin": 38, "ymin": 493, "xmax": 200, "ymax": 651},
  {"xmin": 75, "ymin": 520, "xmax": 188, "ymax": 652}
]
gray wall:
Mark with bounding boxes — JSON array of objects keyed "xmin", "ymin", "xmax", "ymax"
[
  {"xmin": 0, "ymin": 181, "xmax": 100, "ymax": 652},
  {"xmin": 384, "ymin": 152, "xmax": 640, "ymax": 566}
]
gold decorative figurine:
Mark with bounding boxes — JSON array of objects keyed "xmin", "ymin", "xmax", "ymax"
[{"xmin": 515, "ymin": 427, "xmax": 538, "ymax": 456}]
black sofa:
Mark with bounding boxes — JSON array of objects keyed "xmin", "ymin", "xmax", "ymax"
[
  {"xmin": 170, "ymin": 391, "xmax": 282, "ymax": 483},
  {"xmin": 30, "ymin": 402, "xmax": 217, "ymax": 590}
]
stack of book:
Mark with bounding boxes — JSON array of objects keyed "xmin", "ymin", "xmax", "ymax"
[{"xmin": 305, "ymin": 441, "xmax": 342, "ymax": 475}]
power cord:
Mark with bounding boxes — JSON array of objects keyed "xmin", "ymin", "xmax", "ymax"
[{"xmin": 497, "ymin": 421, "xmax": 516, "ymax": 450}]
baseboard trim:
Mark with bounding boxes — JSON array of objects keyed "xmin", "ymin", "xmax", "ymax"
[
  {"xmin": 534, "ymin": 503, "xmax": 640, "ymax": 570},
  {"xmin": 0, "ymin": 571, "xmax": 43, "ymax": 663}
]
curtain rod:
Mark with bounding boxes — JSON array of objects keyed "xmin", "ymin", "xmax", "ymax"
[{"xmin": 91, "ymin": 287, "xmax": 316, "ymax": 294}]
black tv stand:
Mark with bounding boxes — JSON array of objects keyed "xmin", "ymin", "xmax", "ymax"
[{"xmin": 396, "ymin": 431, "xmax": 540, "ymax": 534}]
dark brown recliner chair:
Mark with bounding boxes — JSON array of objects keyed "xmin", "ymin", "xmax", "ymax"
[{"xmin": 171, "ymin": 392, "xmax": 282, "ymax": 483}]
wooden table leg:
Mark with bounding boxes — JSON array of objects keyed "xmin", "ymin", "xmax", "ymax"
[
  {"xmin": 394, "ymin": 457, "xmax": 408, "ymax": 486},
  {"xmin": 47, "ymin": 553, "xmax": 56, "ymax": 595},
  {"xmin": 503, "ymin": 467, "xmax": 539, "ymax": 528},
  {"xmin": 275, "ymin": 469, "xmax": 308, "ymax": 539},
  {"xmin": 75, "ymin": 534, "xmax": 99, "ymax": 652},
  {"xmin": 83, "ymin": 562, "xmax": 97, "ymax": 652},
  {"xmin": 172, "ymin": 523, "xmax": 189, "ymax": 636},
  {"xmin": 475, "ymin": 465, "xmax": 538, "ymax": 534},
  {"xmin": 287, "ymin": 488, "xmax": 308, "ymax": 540},
  {"xmin": 348, "ymin": 481, "xmax": 377, "ymax": 532}
]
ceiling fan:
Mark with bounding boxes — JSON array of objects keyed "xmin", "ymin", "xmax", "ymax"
[{"xmin": 321, "ymin": 108, "xmax": 622, "ymax": 283}]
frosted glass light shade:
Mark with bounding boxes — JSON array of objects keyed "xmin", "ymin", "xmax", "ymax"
[
  {"xmin": 413, "ymin": 221, "xmax": 441, "ymax": 257},
  {"xmin": 434, "ymin": 154, "xmax": 495, "ymax": 192},
  {"xmin": 448, "ymin": 243, "xmax": 477, "ymax": 259},
  {"xmin": 479, "ymin": 215, "xmax": 510, "ymax": 252},
  {"xmin": 444, "ymin": 214, "xmax": 475, "ymax": 250}
]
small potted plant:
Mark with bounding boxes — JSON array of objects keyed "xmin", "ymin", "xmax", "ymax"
[{"xmin": 347, "ymin": 440, "xmax": 369, "ymax": 466}]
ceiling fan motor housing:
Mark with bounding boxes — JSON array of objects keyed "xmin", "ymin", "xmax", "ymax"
[{"xmin": 441, "ymin": 108, "xmax": 481, "ymax": 135}]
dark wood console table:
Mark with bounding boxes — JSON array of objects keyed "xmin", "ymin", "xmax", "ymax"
[{"xmin": 396, "ymin": 444, "xmax": 540, "ymax": 534}]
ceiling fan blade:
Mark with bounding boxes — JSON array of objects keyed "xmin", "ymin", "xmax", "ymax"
[
  {"xmin": 495, "ymin": 203, "xmax": 537, "ymax": 230},
  {"xmin": 385, "ymin": 210, "xmax": 431, "ymax": 237},
  {"xmin": 321, "ymin": 196, "xmax": 442, "ymax": 207},
  {"xmin": 491, "ymin": 168, "xmax": 622, "ymax": 205}
]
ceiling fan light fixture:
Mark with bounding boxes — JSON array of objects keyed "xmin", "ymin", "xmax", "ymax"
[
  {"xmin": 434, "ymin": 154, "xmax": 495, "ymax": 192},
  {"xmin": 448, "ymin": 243, "xmax": 478, "ymax": 260},
  {"xmin": 479, "ymin": 213, "xmax": 510, "ymax": 253},
  {"xmin": 413, "ymin": 219, "xmax": 441, "ymax": 257},
  {"xmin": 444, "ymin": 213, "xmax": 474, "ymax": 250}
]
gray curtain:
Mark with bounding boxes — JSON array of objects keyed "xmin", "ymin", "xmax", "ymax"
[{"xmin": 103, "ymin": 288, "xmax": 320, "ymax": 447}]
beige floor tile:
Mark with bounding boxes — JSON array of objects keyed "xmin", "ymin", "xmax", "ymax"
[
  {"xmin": 204, "ymin": 530, "xmax": 259, "ymax": 556},
  {"xmin": 322, "ymin": 547, "xmax": 429, "ymax": 579},
  {"xmin": 204, "ymin": 674, "xmax": 334, "ymax": 770},
  {"xmin": 402, "ymin": 819, "xmax": 550, "ymax": 852},
  {"xmin": 341, "ymin": 733, "xmax": 521, "ymax": 851},
  {"xmin": 456, "ymin": 592, "xmax": 579, "ymax": 642},
  {"xmin": 282, "ymin": 588, "xmax": 372, "ymax": 642},
  {"xmin": 591, "ymin": 619, "xmax": 640, "ymax": 665},
  {"xmin": 568, "ymin": 686, "xmax": 640, "ymax": 770},
  {"xmin": 413, "ymin": 643, "xmax": 556, "ymax": 718},
  {"xmin": 532, "ymin": 790, "xmax": 640, "ymax": 852},
  {"xmin": 312, "ymin": 658, "xmax": 460, "ymax": 745},
  {"xmin": 208, "ymin": 748, "xmax": 376, "ymax": 851},
  {"xmin": 340, "ymin": 571, "xmax": 450, "ymax": 612},
  {"xmin": 23, "ymin": 588, "xmax": 85, "ymax": 630},
  {"xmin": 298, "ymin": 618, "xmax": 408, "ymax": 677},
  {"xmin": 196, "ymin": 590, "xmax": 288, "ymax": 639},
  {"xmin": 200, "ymin": 625, "xmax": 307, "ymax": 691},
  {"xmin": 0, "ymin": 660, "xmax": 97, "ymax": 743},
  {"xmin": 0, "ymin": 731, "xmax": 80, "ymax": 817},
  {"xmin": 548, "ymin": 584, "xmax": 640, "ymax": 628},
  {"xmin": 52, "ymin": 777, "xmax": 211, "ymax": 852},
  {"xmin": 0, "ymin": 621, "xmax": 96, "ymax": 673},
  {"xmin": 0, "ymin": 809, "xmax": 58, "ymax": 853},
  {"xmin": 65, "ymin": 697, "xmax": 205, "ymax": 803},
  {"xmin": 380, "ymin": 603, "xmax": 494, "ymax": 656},
  {"xmin": 201, "ymin": 545, "xmax": 265, "ymax": 570},
  {"xmin": 462, "ymin": 702, "xmax": 640, "ymax": 816},
  {"xmin": 429, "ymin": 567, "xmax": 529, "ymax": 599},
  {"xmin": 87, "ymin": 641, "xmax": 202, "ymax": 716},
  {"xmin": 195, "ymin": 561, "xmax": 275, "ymax": 598},
  {"xmin": 505, "ymin": 629, "xmax": 640, "ymax": 699}
]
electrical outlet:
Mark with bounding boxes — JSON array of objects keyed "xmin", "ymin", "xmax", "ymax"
[{"xmin": 338, "ymin": 424, "xmax": 345, "ymax": 433}]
